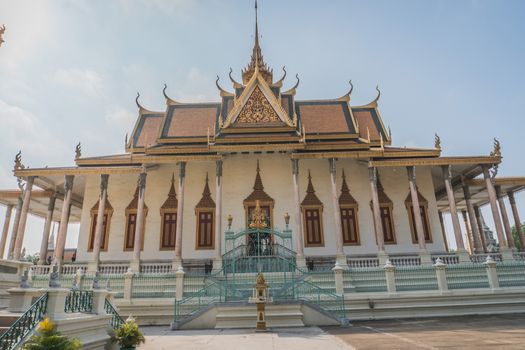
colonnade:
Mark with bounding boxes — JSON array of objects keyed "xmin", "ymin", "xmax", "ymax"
[{"xmin": 1, "ymin": 160, "xmax": 524, "ymax": 270}]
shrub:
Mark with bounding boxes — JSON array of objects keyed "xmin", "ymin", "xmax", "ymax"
[{"xmin": 22, "ymin": 317, "xmax": 81, "ymax": 350}]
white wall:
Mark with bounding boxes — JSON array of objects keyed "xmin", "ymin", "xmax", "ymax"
[{"xmin": 76, "ymin": 154, "xmax": 446, "ymax": 263}]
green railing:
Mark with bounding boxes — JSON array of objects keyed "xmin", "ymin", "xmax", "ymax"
[
  {"xmin": 64, "ymin": 290, "xmax": 93, "ymax": 313},
  {"xmin": 131, "ymin": 273, "xmax": 176, "ymax": 298},
  {"xmin": 496, "ymin": 261, "xmax": 525, "ymax": 287},
  {"xmin": 0, "ymin": 292, "xmax": 48, "ymax": 350},
  {"xmin": 446, "ymin": 263, "xmax": 490, "ymax": 289},
  {"xmin": 345, "ymin": 268, "xmax": 387, "ymax": 292},
  {"xmin": 104, "ymin": 298, "xmax": 125, "ymax": 329},
  {"xmin": 394, "ymin": 265, "xmax": 438, "ymax": 291},
  {"xmin": 174, "ymin": 281, "xmax": 232, "ymax": 321}
]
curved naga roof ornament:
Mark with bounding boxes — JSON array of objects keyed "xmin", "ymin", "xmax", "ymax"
[
  {"xmin": 229, "ymin": 68, "xmax": 243, "ymax": 89},
  {"xmin": 216, "ymin": 75, "xmax": 234, "ymax": 97},
  {"xmin": 0, "ymin": 25, "xmax": 5, "ymax": 47},
  {"xmin": 282, "ymin": 74, "xmax": 300, "ymax": 95},
  {"xmin": 434, "ymin": 133, "xmax": 441, "ymax": 150},
  {"xmin": 14, "ymin": 151, "xmax": 25, "ymax": 171},
  {"xmin": 272, "ymin": 66, "xmax": 287, "ymax": 88},
  {"xmin": 163, "ymin": 84, "xmax": 180, "ymax": 105},
  {"xmin": 335, "ymin": 80, "xmax": 354, "ymax": 102},
  {"xmin": 75, "ymin": 142, "xmax": 82, "ymax": 160}
]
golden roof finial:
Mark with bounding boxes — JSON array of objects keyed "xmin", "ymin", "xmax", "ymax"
[
  {"xmin": 490, "ymin": 138, "xmax": 501, "ymax": 157},
  {"xmin": 14, "ymin": 151, "xmax": 25, "ymax": 171},
  {"xmin": 242, "ymin": 0, "xmax": 273, "ymax": 84},
  {"xmin": 434, "ymin": 133, "xmax": 441, "ymax": 150},
  {"xmin": 0, "ymin": 25, "xmax": 5, "ymax": 47}
]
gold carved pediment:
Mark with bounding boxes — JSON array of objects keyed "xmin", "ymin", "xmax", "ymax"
[{"xmin": 235, "ymin": 86, "xmax": 280, "ymax": 124}]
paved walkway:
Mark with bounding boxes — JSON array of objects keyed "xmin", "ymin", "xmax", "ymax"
[
  {"xmin": 139, "ymin": 314, "xmax": 525, "ymax": 350},
  {"xmin": 139, "ymin": 326, "xmax": 350, "ymax": 350}
]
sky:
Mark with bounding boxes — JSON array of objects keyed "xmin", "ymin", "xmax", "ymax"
[{"xmin": 0, "ymin": 0, "xmax": 524, "ymax": 256}]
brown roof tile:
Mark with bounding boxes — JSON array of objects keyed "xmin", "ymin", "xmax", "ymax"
[
  {"xmin": 297, "ymin": 102, "xmax": 352, "ymax": 134},
  {"xmin": 135, "ymin": 115, "xmax": 163, "ymax": 148},
  {"xmin": 165, "ymin": 105, "xmax": 218, "ymax": 138},
  {"xmin": 352, "ymin": 108, "xmax": 381, "ymax": 141}
]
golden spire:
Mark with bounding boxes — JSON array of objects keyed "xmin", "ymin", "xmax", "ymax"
[{"xmin": 242, "ymin": 0, "xmax": 273, "ymax": 84}]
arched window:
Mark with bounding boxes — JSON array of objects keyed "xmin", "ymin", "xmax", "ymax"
[
  {"xmin": 88, "ymin": 198, "xmax": 113, "ymax": 252},
  {"xmin": 339, "ymin": 170, "xmax": 359, "ymax": 245},
  {"xmin": 124, "ymin": 186, "xmax": 148, "ymax": 251},
  {"xmin": 405, "ymin": 188, "xmax": 432, "ymax": 243},
  {"xmin": 301, "ymin": 171, "xmax": 324, "ymax": 247},
  {"xmin": 370, "ymin": 177, "xmax": 396, "ymax": 244},
  {"xmin": 195, "ymin": 174, "xmax": 215, "ymax": 250},
  {"xmin": 160, "ymin": 174, "xmax": 178, "ymax": 250}
]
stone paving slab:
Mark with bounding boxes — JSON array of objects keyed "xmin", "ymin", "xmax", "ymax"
[
  {"xmin": 324, "ymin": 313, "xmax": 525, "ymax": 350},
  {"xmin": 139, "ymin": 326, "xmax": 351, "ymax": 350}
]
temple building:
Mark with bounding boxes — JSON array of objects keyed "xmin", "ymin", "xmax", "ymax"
[{"xmin": 1, "ymin": 3, "xmax": 525, "ymax": 275}]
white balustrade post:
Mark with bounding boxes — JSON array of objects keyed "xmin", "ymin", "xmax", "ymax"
[
  {"xmin": 123, "ymin": 268, "xmax": 134, "ymax": 301},
  {"xmin": 433, "ymin": 258, "xmax": 448, "ymax": 292},
  {"xmin": 91, "ymin": 288, "xmax": 109, "ymax": 315},
  {"xmin": 383, "ymin": 260, "xmax": 396, "ymax": 294},
  {"xmin": 332, "ymin": 263, "xmax": 344, "ymax": 295},
  {"xmin": 484, "ymin": 256, "xmax": 499, "ymax": 290},
  {"xmin": 46, "ymin": 287, "xmax": 70, "ymax": 320},
  {"xmin": 175, "ymin": 265, "xmax": 185, "ymax": 301}
]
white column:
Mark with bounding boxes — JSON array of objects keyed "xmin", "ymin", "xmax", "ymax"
[
  {"xmin": 214, "ymin": 160, "xmax": 223, "ymax": 270},
  {"xmin": 38, "ymin": 195, "xmax": 56, "ymax": 264},
  {"xmin": 369, "ymin": 167, "xmax": 387, "ymax": 263},
  {"xmin": 442, "ymin": 165, "xmax": 469, "ymax": 262},
  {"xmin": 0, "ymin": 204, "xmax": 13, "ymax": 259},
  {"xmin": 291, "ymin": 159, "xmax": 305, "ymax": 267},
  {"xmin": 173, "ymin": 162, "xmax": 186, "ymax": 267},
  {"xmin": 495, "ymin": 185, "xmax": 515, "ymax": 250},
  {"xmin": 13, "ymin": 176, "xmax": 34, "ymax": 261},
  {"xmin": 462, "ymin": 183, "xmax": 484, "ymax": 253},
  {"xmin": 131, "ymin": 173, "xmax": 147, "ymax": 270},
  {"xmin": 88, "ymin": 175, "xmax": 109, "ymax": 272},
  {"xmin": 481, "ymin": 166, "xmax": 510, "ymax": 258},
  {"xmin": 54, "ymin": 175, "xmax": 74, "ymax": 264},
  {"xmin": 508, "ymin": 191, "xmax": 525, "ymax": 251},
  {"xmin": 329, "ymin": 159, "xmax": 346, "ymax": 266},
  {"xmin": 7, "ymin": 197, "xmax": 23, "ymax": 260}
]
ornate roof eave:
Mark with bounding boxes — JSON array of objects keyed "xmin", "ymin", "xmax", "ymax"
[
  {"xmin": 135, "ymin": 92, "xmax": 157, "ymax": 114},
  {"xmin": 352, "ymin": 85, "xmax": 381, "ymax": 109},
  {"xmin": 332, "ymin": 80, "xmax": 354, "ymax": 103}
]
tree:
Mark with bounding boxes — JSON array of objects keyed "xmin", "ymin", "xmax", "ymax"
[{"xmin": 511, "ymin": 223, "xmax": 525, "ymax": 250}]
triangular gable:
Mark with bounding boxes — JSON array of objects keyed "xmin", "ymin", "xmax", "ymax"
[{"xmin": 222, "ymin": 68, "xmax": 294, "ymax": 128}]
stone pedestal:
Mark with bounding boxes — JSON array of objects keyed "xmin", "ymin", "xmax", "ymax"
[
  {"xmin": 500, "ymin": 247, "xmax": 515, "ymax": 261},
  {"xmin": 335, "ymin": 254, "xmax": 348, "ymax": 269},
  {"xmin": 87, "ymin": 260, "xmax": 98, "ymax": 274},
  {"xmin": 46, "ymin": 288, "xmax": 70, "ymax": 319},
  {"xmin": 484, "ymin": 256, "xmax": 500, "ymax": 290},
  {"xmin": 7, "ymin": 288, "xmax": 43, "ymax": 313},
  {"xmin": 377, "ymin": 250, "xmax": 389, "ymax": 266},
  {"xmin": 123, "ymin": 270, "xmax": 134, "ymax": 301},
  {"xmin": 332, "ymin": 263, "xmax": 344, "ymax": 295},
  {"xmin": 383, "ymin": 260, "xmax": 396, "ymax": 294},
  {"xmin": 419, "ymin": 250, "xmax": 432, "ymax": 265},
  {"xmin": 433, "ymin": 258, "xmax": 448, "ymax": 292},
  {"xmin": 92, "ymin": 289, "xmax": 109, "ymax": 315},
  {"xmin": 457, "ymin": 249, "xmax": 471, "ymax": 263},
  {"xmin": 129, "ymin": 260, "xmax": 140, "ymax": 273}
]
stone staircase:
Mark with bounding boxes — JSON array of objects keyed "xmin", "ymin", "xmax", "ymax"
[{"xmin": 0, "ymin": 312, "xmax": 20, "ymax": 336}]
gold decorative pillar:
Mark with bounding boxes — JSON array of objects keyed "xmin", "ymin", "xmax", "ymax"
[
  {"xmin": 13, "ymin": 176, "xmax": 34, "ymax": 261},
  {"xmin": 173, "ymin": 162, "xmax": 186, "ymax": 267},
  {"xmin": 481, "ymin": 166, "xmax": 510, "ymax": 257},
  {"xmin": 54, "ymin": 175, "xmax": 74, "ymax": 264},
  {"xmin": 131, "ymin": 173, "xmax": 147, "ymax": 271},
  {"xmin": 329, "ymin": 159, "xmax": 346, "ymax": 265},
  {"xmin": 7, "ymin": 197, "xmax": 23, "ymax": 260},
  {"xmin": 438, "ymin": 211, "xmax": 449, "ymax": 252},
  {"xmin": 291, "ymin": 159, "xmax": 305, "ymax": 266},
  {"xmin": 214, "ymin": 160, "xmax": 223, "ymax": 270},
  {"xmin": 88, "ymin": 174, "xmax": 109, "ymax": 272},
  {"xmin": 38, "ymin": 194, "xmax": 56, "ymax": 264},
  {"xmin": 462, "ymin": 182, "xmax": 484, "ymax": 253},
  {"xmin": 508, "ymin": 191, "xmax": 525, "ymax": 251},
  {"xmin": 495, "ymin": 185, "xmax": 515, "ymax": 250},
  {"xmin": 0, "ymin": 204, "xmax": 13, "ymax": 259},
  {"xmin": 442, "ymin": 165, "xmax": 469, "ymax": 261},
  {"xmin": 369, "ymin": 167, "xmax": 386, "ymax": 262}
]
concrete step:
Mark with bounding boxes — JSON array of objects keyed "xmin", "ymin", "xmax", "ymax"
[{"xmin": 215, "ymin": 304, "xmax": 304, "ymax": 329}]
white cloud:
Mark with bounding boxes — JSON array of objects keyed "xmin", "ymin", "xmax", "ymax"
[
  {"xmin": 174, "ymin": 67, "xmax": 219, "ymax": 102},
  {"xmin": 53, "ymin": 68, "xmax": 105, "ymax": 96},
  {"xmin": 105, "ymin": 106, "xmax": 136, "ymax": 126}
]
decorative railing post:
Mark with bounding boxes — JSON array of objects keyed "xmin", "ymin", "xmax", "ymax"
[
  {"xmin": 433, "ymin": 258, "xmax": 448, "ymax": 292},
  {"xmin": 7, "ymin": 269, "xmax": 42, "ymax": 313},
  {"xmin": 383, "ymin": 259, "xmax": 396, "ymax": 294},
  {"xmin": 175, "ymin": 265, "xmax": 185, "ymax": 300},
  {"xmin": 484, "ymin": 256, "xmax": 500, "ymax": 289},
  {"xmin": 332, "ymin": 262, "xmax": 344, "ymax": 295},
  {"xmin": 91, "ymin": 286, "xmax": 109, "ymax": 315},
  {"xmin": 123, "ymin": 268, "xmax": 134, "ymax": 301},
  {"xmin": 46, "ymin": 264, "xmax": 70, "ymax": 320}
]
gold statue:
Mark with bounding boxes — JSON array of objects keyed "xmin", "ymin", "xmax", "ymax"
[
  {"xmin": 0, "ymin": 25, "xmax": 5, "ymax": 47},
  {"xmin": 249, "ymin": 200, "xmax": 267, "ymax": 229}
]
